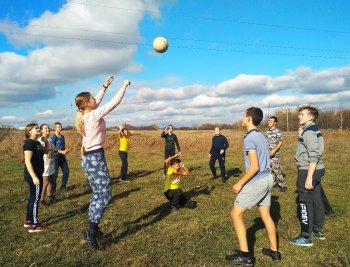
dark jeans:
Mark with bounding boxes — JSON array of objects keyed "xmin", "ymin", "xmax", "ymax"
[
  {"xmin": 164, "ymin": 189, "xmax": 187, "ymax": 208},
  {"xmin": 164, "ymin": 148, "xmax": 175, "ymax": 175},
  {"xmin": 25, "ymin": 176, "xmax": 43, "ymax": 225},
  {"xmin": 54, "ymin": 155, "xmax": 69, "ymax": 192},
  {"xmin": 119, "ymin": 151, "xmax": 128, "ymax": 180},
  {"xmin": 209, "ymin": 153, "xmax": 226, "ymax": 179},
  {"xmin": 297, "ymin": 168, "xmax": 325, "ymax": 237}
]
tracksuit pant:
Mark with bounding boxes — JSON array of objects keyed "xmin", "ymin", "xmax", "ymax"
[
  {"xmin": 296, "ymin": 168, "xmax": 325, "ymax": 237},
  {"xmin": 164, "ymin": 189, "xmax": 187, "ymax": 208},
  {"xmin": 209, "ymin": 153, "xmax": 226, "ymax": 180},
  {"xmin": 119, "ymin": 151, "xmax": 128, "ymax": 180},
  {"xmin": 25, "ymin": 176, "xmax": 43, "ymax": 225},
  {"xmin": 82, "ymin": 148, "xmax": 112, "ymax": 225}
]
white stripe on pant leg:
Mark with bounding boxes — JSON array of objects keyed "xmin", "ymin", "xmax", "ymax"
[{"xmin": 33, "ymin": 184, "xmax": 40, "ymax": 225}]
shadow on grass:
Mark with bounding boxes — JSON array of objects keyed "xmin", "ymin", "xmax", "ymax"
[
  {"xmin": 44, "ymin": 188, "xmax": 140, "ymax": 226},
  {"xmin": 110, "ymin": 168, "xmax": 163, "ymax": 184},
  {"xmin": 246, "ymin": 195, "xmax": 281, "ymax": 254},
  {"xmin": 102, "ymin": 185, "xmax": 214, "ymax": 247},
  {"xmin": 226, "ymin": 168, "xmax": 242, "ymax": 180}
]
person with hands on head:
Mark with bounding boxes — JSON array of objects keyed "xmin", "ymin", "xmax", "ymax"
[
  {"xmin": 161, "ymin": 124, "xmax": 181, "ymax": 179},
  {"xmin": 290, "ymin": 106, "xmax": 326, "ymax": 246},
  {"xmin": 226, "ymin": 107, "xmax": 281, "ymax": 266},
  {"xmin": 75, "ymin": 76, "xmax": 130, "ymax": 250},
  {"xmin": 209, "ymin": 127, "xmax": 229, "ymax": 183},
  {"xmin": 23, "ymin": 123, "xmax": 48, "ymax": 233},
  {"xmin": 118, "ymin": 127, "xmax": 133, "ymax": 182},
  {"xmin": 163, "ymin": 153, "xmax": 195, "ymax": 213}
]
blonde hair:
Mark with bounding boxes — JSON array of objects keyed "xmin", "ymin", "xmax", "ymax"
[
  {"xmin": 24, "ymin": 123, "xmax": 38, "ymax": 139},
  {"xmin": 75, "ymin": 92, "xmax": 91, "ymax": 135}
]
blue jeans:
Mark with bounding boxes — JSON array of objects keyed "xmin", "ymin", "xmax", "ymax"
[
  {"xmin": 82, "ymin": 149, "xmax": 112, "ymax": 224},
  {"xmin": 54, "ymin": 155, "xmax": 69, "ymax": 191}
]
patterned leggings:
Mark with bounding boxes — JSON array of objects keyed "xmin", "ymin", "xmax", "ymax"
[{"xmin": 82, "ymin": 149, "xmax": 112, "ymax": 224}]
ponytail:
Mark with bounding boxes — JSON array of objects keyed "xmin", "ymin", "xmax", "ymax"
[
  {"xmin": 75, "ymin": 91, "xmax": 91, "ymax": 135},
  {"xmin": 75, "ymin": 111, "xmax": 85, "ymax": 135}
]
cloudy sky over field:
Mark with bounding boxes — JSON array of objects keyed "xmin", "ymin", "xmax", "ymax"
[{"xmin": 0, "ymin": 0, "xmax": 350, "ymax": 128}]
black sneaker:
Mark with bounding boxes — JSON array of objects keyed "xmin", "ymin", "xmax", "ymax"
[
  {"xmin": 184, "ymin": 200, "xmax": 197, "ymax": 209},
  {"xmin": 171, "ymin": 206, "xmax": 179, "ymax": 214},
  {"xmin": 82, "ymin": 229, "xmax": 99, "ymax": 250},
  {"xmin": 312, "ymin": 230, "xmax": 325, "ymax": 240},
  {"xmin": 222, "ymin": 177, "xmax": 226, "ymax": 183},
  {"xmin": 279, "ymin": 186, "xmax": 287, "ymax": 192},
  {"xmin": 225, "ymin": 251, "xmax": 254, "ymax": 266},
  {"xmin": 262, "ymin": 248, "xmax": 281, "ymax": 261},
  {"xmin": 211, "ymin": 175, "xmax": 216, "ymax": 180},
  {"xmin": 96, "ymin": 228, "xmax": 104, "ymax": 238}
]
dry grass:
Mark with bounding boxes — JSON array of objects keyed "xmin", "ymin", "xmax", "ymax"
[{"xmin": 0, "ymin": 129, "xmax": 349, "ymax": 266}]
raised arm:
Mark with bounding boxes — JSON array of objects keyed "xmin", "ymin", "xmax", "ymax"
[
  {"xmin": 94, "ymin": 76, "xmax": 114, "ymax": 106},
  {"xmin": 165, "ymin": 153, "xmax": 179, "ymax": 168},
  {"xmin": 91, "ymin": 80, "xmax": 130, "ymax": 120}
]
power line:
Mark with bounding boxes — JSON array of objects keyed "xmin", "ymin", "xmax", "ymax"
[
  {"xmin": 1, "ymin": 20, "xmax": 349, "ymax": 54},
  {"xmin": 68, "ymin": 1, "xmax": 350, "ymax": 35},
  {"xmin": 3, "ymin": 30, "xmax": 350, "ymax": 60}
]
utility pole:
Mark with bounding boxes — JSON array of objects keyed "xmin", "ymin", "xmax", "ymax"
[{"xmin": 286, "ymin": 101, "xmax": 289, "ymax": 132}]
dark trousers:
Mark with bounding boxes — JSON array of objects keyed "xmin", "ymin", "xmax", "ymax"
[
  {"xmin": 119, "ymin": 151, "xmax": 128, "ymax": 180},
  {"xmin": 54, "ymin": 155, "xmax": 69, "ymax": 192},
  {"xmin": 321, "ymin": 185, "xmax": 333, "ymax": 214},
  {"xmin": 164, "ymin": 148, "xmax": 175, "ymax": 175},
  {"xmin": 297, "ymin": 168, "xmax": 325, "ymax": 237},
  {"xmin": 209, "ymin": 153, "xmax": 226, "ymax": 179},
  {"xmin": 25, "ymin": 176, "xmax": 43, "ymax": 225},
  {"xmin": 164, "ymin": 189, "xmax": 187, "ymax": 208}
]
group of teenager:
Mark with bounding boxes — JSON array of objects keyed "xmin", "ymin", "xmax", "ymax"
[
  {"xmin": 22, "ymin": 76, "xmax": 329, "ymax": 264},
  {"xmin": 23, "ymin": 122, "xmax": 69, "ymax": 232}
]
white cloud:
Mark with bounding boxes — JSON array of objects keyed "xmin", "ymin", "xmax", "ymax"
[{"xmin": 0, "ymin": 0, "xmax": 161, "ymax": 105}]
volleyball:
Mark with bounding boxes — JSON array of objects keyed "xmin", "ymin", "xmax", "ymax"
[{"xmin": 153, "ymin": 36, "xmax": 168, "ymax": 53}]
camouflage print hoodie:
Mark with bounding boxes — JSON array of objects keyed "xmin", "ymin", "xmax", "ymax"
[{"xmin": 295, "ymin": 122, "xmax": 325, "ymax": 170}]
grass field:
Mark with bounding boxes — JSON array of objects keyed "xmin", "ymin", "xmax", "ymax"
[{"xmin": 0, "ymin": 129, "xmax": 349, "ymax": 266}]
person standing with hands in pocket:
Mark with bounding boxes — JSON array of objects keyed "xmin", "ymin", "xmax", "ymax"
[
  {"xmin": 75, "ymin": 76, "xmax": 130, "ymax": 250},
  {"xmin": 209, "ymin": 127, "xmax": 229, "ymax": 183}
]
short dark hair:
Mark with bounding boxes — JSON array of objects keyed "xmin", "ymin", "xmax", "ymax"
[
  {"xmin": 299, "ymin": 106, "xmax": 319, "ymax": 122},
  {"xmin": 246, "ymin": 107, "xmax": 263, "ymax": 126},
  {"xmin": 54, "ymin": 122, "xmax": 62, "ymax": 127},
  {"xmin": 167, "ymin": 124, "xmax": 173, "ymax": 130},
  {"xmin": 269, "ymin": 116, "xmax": 278, "ymax": 123},
  {"xmin": 170, "ymin": 158, "xmax": 181, "ymax": 166}
]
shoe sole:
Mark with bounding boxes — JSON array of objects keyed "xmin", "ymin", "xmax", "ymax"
[
  {"xmin": 28, "ymin": 229, "xmax": 47, "ymax": 233},
  {"xmin": 289, "ymin": 241, "xmax": 313, "ymax": 247}
]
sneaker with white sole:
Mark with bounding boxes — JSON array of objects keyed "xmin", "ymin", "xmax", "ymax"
[
  {"xmin": 28, "ymin": 223, "xmax": 48, "ymax": 233},
  {"xmin": 23, "ymin": 220, "xmax": 31, "ymax": 228},
  {"xmin": 289, "ymin": 235, "xmax": 313, "ymax": 246}
]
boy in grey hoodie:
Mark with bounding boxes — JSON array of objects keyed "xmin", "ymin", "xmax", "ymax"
[{"xmin": 290, "ymin": 106, "xmax": 325, "ymax": 247}]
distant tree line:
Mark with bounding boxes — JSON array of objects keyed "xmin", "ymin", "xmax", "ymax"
[{"xmin": 2, "ymin": 108, "xmax": 349, "ymax": 131}]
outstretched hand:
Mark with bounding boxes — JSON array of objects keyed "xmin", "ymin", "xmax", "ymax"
[
  {"xmin": 104, "ymin": 75, "xmax": 114, "ymax": 88},
  {"xmin": 122, "ymin": 80, "xmax": 131, "ymax": 87}
]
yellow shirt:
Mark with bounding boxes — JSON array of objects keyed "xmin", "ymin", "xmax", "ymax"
[
  {"xmin": 163, "ymin": 166, "xmax": 182, "ymax": 192},
  {"xmin": 119, "ymin": 135, "xmax": 129, "ymax": 152}
]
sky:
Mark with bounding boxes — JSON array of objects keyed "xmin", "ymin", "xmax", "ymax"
[{"xmin": 0, "ymin": 0, "xmax": 350, "ymax": 128}]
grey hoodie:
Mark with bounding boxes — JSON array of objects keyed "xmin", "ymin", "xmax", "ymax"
[{"xmin": 295, "ymin": 122, "xmax": 324, "ymax": 170}]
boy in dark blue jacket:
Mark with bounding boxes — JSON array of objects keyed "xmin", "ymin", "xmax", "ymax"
[{"xmin": 209, "ymin": 127, "xmax": 229, "ymax": 183}]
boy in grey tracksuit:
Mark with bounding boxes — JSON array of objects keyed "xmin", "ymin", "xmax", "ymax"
[{"xmin": 290, "ymin": 106, "xmax": 325, "ymax": 247}]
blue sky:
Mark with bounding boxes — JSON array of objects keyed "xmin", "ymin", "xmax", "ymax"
[{"xmin": 0, "ymin": 0, "xmax": 349, "ymax": 128}]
